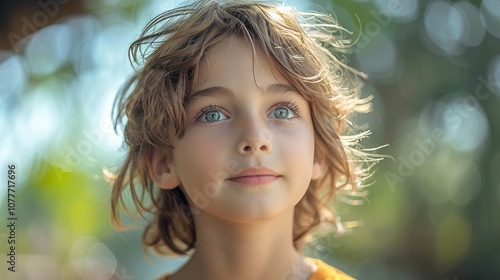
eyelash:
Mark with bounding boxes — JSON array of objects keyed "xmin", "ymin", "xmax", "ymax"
[{"xmin": 194, "ymin": 100, "xmax": 301, "ymax": 124}]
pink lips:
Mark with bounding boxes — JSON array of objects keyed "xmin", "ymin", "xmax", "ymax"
[{"xmin": 227, "ymin": 167, "xmax": 281, "ymax": 186}]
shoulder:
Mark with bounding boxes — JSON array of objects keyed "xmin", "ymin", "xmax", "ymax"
[
  {"xmin": 307, "ymin": 258, "xmax": 355, "ymax": 280},
  {"xmin": 155, "ymin": 259, "xmax": 353, "ymax": 280}
]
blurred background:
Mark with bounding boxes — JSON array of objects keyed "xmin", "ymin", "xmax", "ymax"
[{"xmin": 0, "ymin": 0, "xmax": 499, "ymax": 279}]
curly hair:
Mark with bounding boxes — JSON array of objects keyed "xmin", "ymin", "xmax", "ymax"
[{"xmin": 110, "ymin": 0, "xmax": 377, "ymax": 256}]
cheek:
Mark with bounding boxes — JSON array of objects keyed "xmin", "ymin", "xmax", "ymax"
[
  {"xmin": 173, "ymin": 131, "xmax": 230, "ymax": 190},
  {"xmin": 276, "ymin": 124, "xmax": 315, "ymax": 159},
  {"xmin": 272, "ymin": 123, "xmax": 316, "ymax": 186}
]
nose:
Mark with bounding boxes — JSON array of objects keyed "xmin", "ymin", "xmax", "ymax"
[{"xmin": 236, "ymin": 119, "xmax": 273, "ymax": 155}]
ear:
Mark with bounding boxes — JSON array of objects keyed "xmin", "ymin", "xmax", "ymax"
[
  {"xmin": 145, "ymin": 148, "xmax": 181, "ymax": 190},
  {"xmin": 311, "ymin": 149, "xmax": 326, "ymax": 180},
  {"xmin": 311, "ymin": 153, "xmax": 326, "ymax": 180}
]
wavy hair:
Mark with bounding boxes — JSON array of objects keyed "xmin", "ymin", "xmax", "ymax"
[{"xmin": 110, "ymin": 0, "xmax": 378, "ymax": 256}]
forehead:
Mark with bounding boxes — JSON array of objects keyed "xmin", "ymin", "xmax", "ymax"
[{"xmin": 194, "ymin": 36, "xmax": 290, "ymax": 92}]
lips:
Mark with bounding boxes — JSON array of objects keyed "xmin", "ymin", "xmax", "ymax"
[{"xmin": 227, "ymin": 167, "xmax": 281, "ymax": 185}]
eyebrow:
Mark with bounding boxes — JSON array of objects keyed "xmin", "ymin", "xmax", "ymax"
[{"xmin": 189, "ymin": 83, "xmax": 300, "ymax": 102}]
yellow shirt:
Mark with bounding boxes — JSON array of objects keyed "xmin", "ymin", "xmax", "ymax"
[
  {"xmin": 158, "ymin": 257, "xmax": 354, "ymax": 280},
  {"xmin": 307, "ymin": 257, "xmax": 355, "ymax": 280}
]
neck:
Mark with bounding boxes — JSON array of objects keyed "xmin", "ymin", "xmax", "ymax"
[{"xmin": 172, "ymin": 208, "xmax": 314, "ymax": 280}]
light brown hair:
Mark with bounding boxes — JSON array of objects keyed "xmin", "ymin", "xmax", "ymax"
[{"xmin": 110, "ymin": 0, "xmax": 378, "ymax": 256}]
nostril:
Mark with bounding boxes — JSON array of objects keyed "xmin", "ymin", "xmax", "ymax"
[{"xmin": 243, "ymin": 146, "xmax": 251, "ymax": 152}]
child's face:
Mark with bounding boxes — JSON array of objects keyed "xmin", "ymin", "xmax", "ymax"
[{"xmin": 170, "ymin": 36, "xmax": 323, "ymax": 221}]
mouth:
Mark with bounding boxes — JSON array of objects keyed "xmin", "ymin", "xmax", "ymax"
[
  {"xmin": 227, "ymin": 166, "xmax": 281, "ymax": 186},
  {"xmin": 227, "ymin": 175, "xmax": 281, "ymax": 185}
]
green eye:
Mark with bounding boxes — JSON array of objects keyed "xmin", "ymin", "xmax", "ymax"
[
  {"xmin": 197, "ymin": 107, "xmax": 228, "ymax": 123},
  {"xmin": 204, "ymin": 111, "xmax": 222, "ymax": 122},
  {"xmin": 268, "ymin": 100, "xmax": 300, "ymax": 120},
  {"xmin": 272, "ymin": 107, "xmax": 293, "ymax": 119}
]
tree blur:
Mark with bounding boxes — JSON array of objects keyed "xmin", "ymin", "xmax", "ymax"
[{"xmin": 1, "ymin": 0, "xmax": 499, "ymax": 279}]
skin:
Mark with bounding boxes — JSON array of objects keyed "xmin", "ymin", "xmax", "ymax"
[{"xmin": 148, "ymin": 36, "xmax": 325, "ymax": 280}]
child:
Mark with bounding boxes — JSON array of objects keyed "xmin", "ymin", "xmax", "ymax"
[{"xmin": 110, "ymin": 0, "xmax": 376, "ymax": 279}]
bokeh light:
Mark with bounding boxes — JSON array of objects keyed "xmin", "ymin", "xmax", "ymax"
[
  {"xmin": 1, "ymin": 0, "xmax": 498, "ymax": 279},
  {"xmin": 456, "ymin": 1, "xmax": 486, "ymax": 47},
  {"xmin": 424, "ymin": 1, "xmax": 466, "ymax": 55},
  {"xmin": 373, "ymin": 0, "xmax": 420, "ymax": 23},
  {"xmin": 355, "ymin": 35, "xmax": 401, "ymax": 82},
  {"xmin": 25, "ymin": 24, "xmax": 73, "ymax": 77},
  {"xmin": 440, "ymin": 94, "xmax": 490, "ymax": 152},
  {"xmin": 0, "ymin": 54, "xmax": 27, "ymax": 102},
  {"xmin": 480, "ymin": 0, "xmax": 500, "ymax": 38},
  {"xmin": 489, "ymin": 55, "xmax": 500, "ymax": 97}
]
